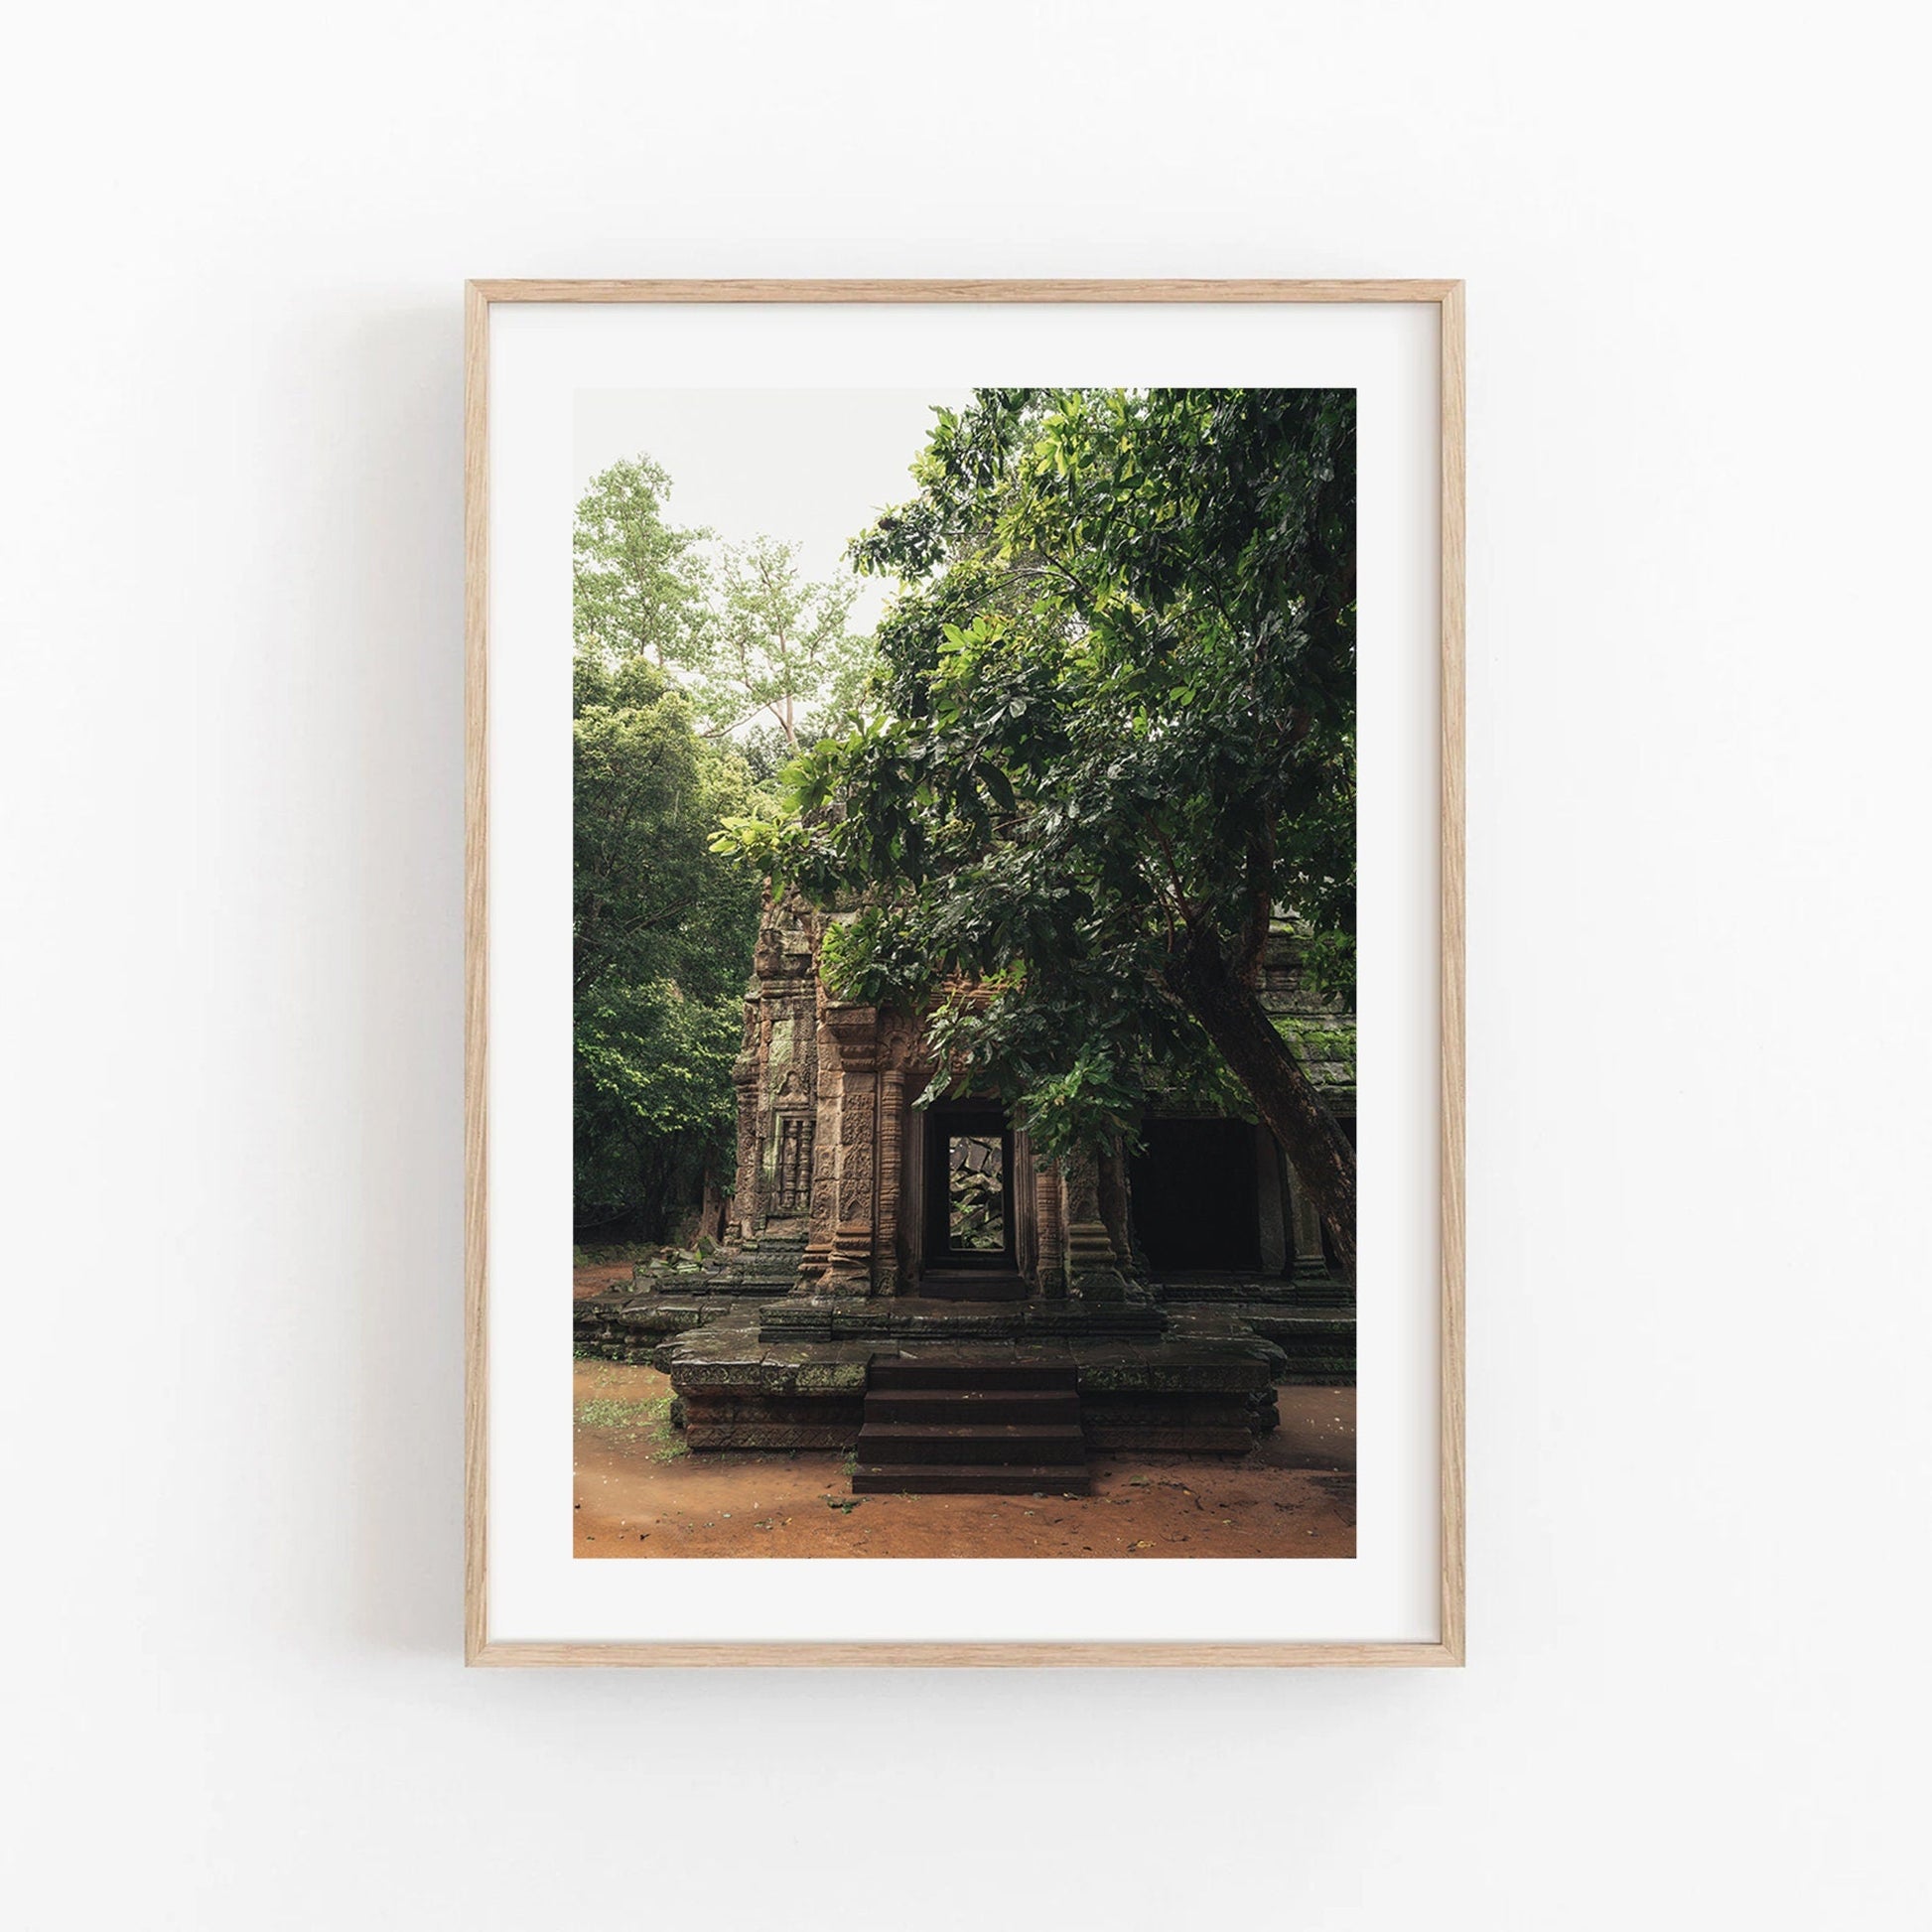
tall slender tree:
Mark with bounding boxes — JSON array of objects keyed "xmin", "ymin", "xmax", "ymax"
[
  {"xmin": 572, "ymin": 457, "xmax": 711, "ymax": 670},
  {"xmin": 704, "ymin": 535, "xmax": 872, "ymax": 747}
]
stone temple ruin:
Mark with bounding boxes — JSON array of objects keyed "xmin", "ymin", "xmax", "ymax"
[{"xmin": 576, "ymin": 893, "xmax": 1356, "ymax": 1493}]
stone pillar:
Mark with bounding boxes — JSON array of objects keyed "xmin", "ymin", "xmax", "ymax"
[
  {"xmin": 900, "ymin": 1102, "xmax": 927, "ymax": 1295},
  {"xmin": 824, "ymin": 1007, "xmax": 881, "ymax": 1294},
  {"xmin": 1033, "ymin": 1159, "xmax": 1065, "ymax": 1299},
  {"xmin": 1257, "ymin": 1128, "xmax": 1289, "ymax": 1276},
  {"xmin": 1060, "ymin": 1145, "xmax": 1126, "ymax": 1303},
  {"xmin": 1099, "ymin": 1143, "xmax": 1134, "ymax": 1274},
  {"xmin": 797, "ymin": 1013, "xmax": 839, "ymax": 1282},
  {"xmin": 875, "ymin": 1064, "xmax": 906, "ymax": 1295},
  {"xmin": 729, "ymin": 1039, "xmax": 762, "ymax": 1241},
  {"xmin": 732, "ymin": 891, "xmax": 823, "ymax": 1264},
  {"xmin": 1288, "ymin": 1167, "xmax": 1330, "ymax": 1282},
  {"xmin": 1012, "ymin": 1130, "xmax": 1037, "ymax": 1285}
]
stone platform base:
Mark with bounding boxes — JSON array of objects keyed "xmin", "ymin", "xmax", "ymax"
[
  {"xmin": 1151, "ymin": 1277, "xmax": 1357, "ymax": 1386},
  {"xmin": 600, "ymin": 1299, "xmax": 1286, "ymax": 1455},
  {"xmin": 1241, "ymin": 1311, "xmax": 1356, "ymax": 1384},
  {"xmin": 621, "ymin": 1232, "xmax": 815, "ymax": 1302},
  {"xmin": 578, "ymin": 1283, "xmax": 1353, "ymax": 1391},
  {"xmin": 574, "ymin": 1296, "xmax": 710, "ymax": 1366},
  {"xmin": 682, "ymin": 1395, "xmax": 864, "ymax": 1451}
]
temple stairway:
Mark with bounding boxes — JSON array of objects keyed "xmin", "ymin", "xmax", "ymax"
[{"xmin": 852, "ymin": 1359, "xmax": 1091, "ymax": 1495}]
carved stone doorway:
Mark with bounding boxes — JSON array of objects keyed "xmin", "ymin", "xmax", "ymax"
[
  {"xmin": 921, "ymin": 1101, "xmax": 1022, "ymax": 1294},
  {"xmin": 1129, "ymin": 1117, "xmax": 1264, "ymax": 1274}
]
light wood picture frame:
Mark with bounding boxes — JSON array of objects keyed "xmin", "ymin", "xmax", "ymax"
[{"xmin": 465, "ymin": 278, "xmax": 1464, "ymax": 1666}]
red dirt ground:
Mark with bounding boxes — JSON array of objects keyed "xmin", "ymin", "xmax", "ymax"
[
  {"xmin": 573, "ymin": 1262, "xmax": 636, "ymax": 1299},
  {"xmin": 574, "ymin": 1357, "xmax": 1355, "ymax": 1559}
]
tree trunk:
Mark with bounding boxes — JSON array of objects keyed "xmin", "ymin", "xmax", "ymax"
[{"xmin": 1168, "ymin": 929, "xmax": 1356, "ymax": 1281}]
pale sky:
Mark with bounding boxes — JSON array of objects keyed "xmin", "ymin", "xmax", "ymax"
[{"xmin": 574, "ymin": 389, "xmax": 975, "ymax": 629}]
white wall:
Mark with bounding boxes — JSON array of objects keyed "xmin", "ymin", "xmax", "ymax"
[{"xmin": 3, "ymin": 4, "xmax": 1927, "ymax": 1926}]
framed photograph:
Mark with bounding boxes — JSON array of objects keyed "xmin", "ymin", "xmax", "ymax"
[{"xmin": 465, "ymin": 279, "xmax": 1464, "ymax": 1665}]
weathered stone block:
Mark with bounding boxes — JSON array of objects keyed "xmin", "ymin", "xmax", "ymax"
[
  {"xmin": 684, "ymin": 1422, "xmax": 860, "ymax": 1450},
  {"xmin": 1084, "ymin": 1426, "xmax": 1253, "ymax": 1454},
  {"xmin": 792, "ymin": 1352, "xmax": 872, "ymax": 1394}
]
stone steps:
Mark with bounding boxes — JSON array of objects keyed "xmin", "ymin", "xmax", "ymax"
[
  {"xmin": 856, "ymin": 1421, "xmax": 1088, "ymax": 1464},
  {"xmin": 869, "ymin": 1359, "xmax": 1079, "ymax": 1391},
  {"xmin": 864, "ymin": 1387, "xmax": 1081, "ymax": 1426},
  {"xmin": 853, "ymin": 1359, "xmax": 1090, "ymax": 1495}
]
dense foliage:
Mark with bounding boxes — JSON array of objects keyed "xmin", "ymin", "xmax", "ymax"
[
  {"xmin": 573, "ymin": 651, "xmax": 760, "ymax": 1233},
  {"xmin": 707, "ymin": 535, "xmax": 874, "ymax": 747},
  {"xmin": 572, "ymin": 456, "xmax": 711, "ymax": 671},
  {"xmin": 574, "ymin": 461, "xmax": 872, "ymax": 746},
  {"xmin": 726, "ymin": 387, "xmax": 1360, "ymax": 1270},
  {"xmin": 571, "ymin": 456, "xmax": 876, "ymax": 1235}
]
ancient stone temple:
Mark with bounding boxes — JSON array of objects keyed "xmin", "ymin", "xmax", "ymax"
[{"xmin": 577, "ymin": 893, "xmax": 1356, "ymax": 1489}]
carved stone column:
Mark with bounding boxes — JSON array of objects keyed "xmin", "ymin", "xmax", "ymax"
[
  {"xmin": 729, "ymin": 1035, "xmax": 762, "ymax": 1241},
  {"xmin": 1011, "ymin": 1129, "xmax": 1037, "ymax": 1285},
  {"xmin": 797, "ymin": 1007, "xmax": 839, "ymax": 1282},
  {"xmin": 1060, "ymin": 1144, "xmax": 1126, "ymax": 1303},
  {"xmin": 1289, "ymin": 1169, "xmax": 1330, "ymax": 1282},
  {"xmin": 824, "ymin": 1006, "xmax": 881, "ymax": 1294},
  {"xmin": 874, "ymin": 1062, "xmax": 907, "ymax": 1295},
  {"xmin": 900, "ymin": 1099, "xmax": 926, "ymax": 1295},
  {"xmin": 1257, "ymin": 1128, "xmax": 1290, "ymax": 1276},
  {"xmin": 727, "ymin": 890, "xmax": 823, "ymax": 1264},
  {"xmin": 1034, "ymin": 1159, "xmax": 1065, "ymax": 1299}
]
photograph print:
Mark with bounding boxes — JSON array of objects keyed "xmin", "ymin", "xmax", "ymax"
[{"xmin": 570, "ymin": 383, "xmax": 1358, "ymax": 1560}]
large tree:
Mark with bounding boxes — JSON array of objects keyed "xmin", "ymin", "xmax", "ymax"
[
  {"xmin": 704, "ymin": 535, "xmax": 873, "ymax": 748},
  {"xmin": 572, "ymin": 457, "xmax": 712, "ymax": 670},
  {"xmin": 571, "ymin": 452, "xmax": 880, "ymax": 1234},
  {"xmin": 573, "ymin": 649, "xmax": 760, "ymax": 1234},
  {"xmin": 574, "ymin": 461, "xmax": 871, "ymax": 750},
  {"xmin": 735, "ymin": 388, "xmax": 1359, "ymax": 1274}
]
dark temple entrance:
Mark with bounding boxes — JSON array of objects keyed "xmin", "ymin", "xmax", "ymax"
[
  {"xmin": 1129, "ymin": 1118, "xmax": 1263, "ymax": 1274},
  {"xmin": 921, "ymin": 1101, "xmax": 1023, "ymax": 1297}
]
